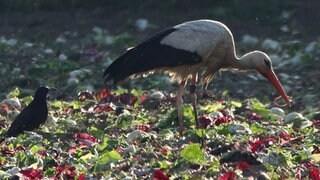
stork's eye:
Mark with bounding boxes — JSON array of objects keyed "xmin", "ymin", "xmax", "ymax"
[{"xmin": 264, "ymin": 59, "xmax": 271, "ymax": 68}]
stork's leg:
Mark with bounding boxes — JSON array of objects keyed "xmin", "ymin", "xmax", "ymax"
[
  {"xmin": 192, "ymin": 74, "xmax": 206, "ymax": 148},
  {"xmin": 201, "ymin": 82, "xmax": 211, "ymax": 98},
  {"xmin": 190, "ymin": 73, "xmax": 199, "ymax": 129},
  {"xmin": 177, "ymin": 80, "xmax": 186, "ymax": 136}
]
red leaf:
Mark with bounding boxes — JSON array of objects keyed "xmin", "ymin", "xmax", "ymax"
[
  {"xmin": 119, "ymin": 93, "xmax": 137, "ymax": 106},
  {"xmin": 15, "ymin": 145, "xmax": 25, "ymax": 151},
  {"xmin": 61, "ymin": 108, "xmax": 73, "ymax": 115},
  {"xmin": 160, "ymin": 148, "xmax": 168, "ymax": 155},
  {"xmin": 83, "ymin": 48, "xmax": 103, "ymax": 59},
  {"xmin": 198, "ymin": 116, "xmax": 212, "ymax": 129},
  {"xmin": 55, "ymin": 164, "xmax": 77, "ymax": 179},
  {"xmin": 1, "ymin": 104, "xmax": 9, "ymax": 112},
  {"xmin": 218, "ymin": 172, "xmax": 236, "ymax": 180},
  {"xmin": 20, "ymin": 168, "xmax": 43, "ymax": 180},
  {"xmin": 73, "ymin": 133, "xmax": 98, "ymax": 144},
  {"xmin": 139, "ymin": 94, "xmax": 148, "ymax": 103},
  {"xmin": 78, "ymin": 174, "xmax": 86, "ymax": 180},
  {"xmin": 279, "ymin": 132, "xmax": 292, "ymax": 140},
  {"xmin": 247, "ymin": 112, "xmax": 263, "ymax": 121},
  {"xmin": 135, "ymin": 124, "xmax": 150, "ymax": 132},
  {"xmin": 68, "ymin": 147, "xmax": 77, "ymax": 155},
  {"xmin": 68, "ymin": 144, "xmax": 88, "ymax": 155},
  {"xmin": 312, "ymin": 120, "xmax": 320, "ymax": 129},
  {"xmin": 37, "ymin": 150, "xmax": 48, "ymax": 157},
  {"xmin": 78, "ymin": 91, "xmax": 95, "ymax": 101},
  {"xmin": 249, "ymin": 137, "xmax": 275, "ymax": 153},
  {"xmin": 214, "ymin": 116, "xmax": 230, "ymax": 126},
  {"xmin": 309, "ymin": 168, "xmax": 320, "ymax": 180},
  {"xmin": 115, "ymin": 146, "xmax": 123, "ymax": 153},
  {"xmin": 304, "ymin": 161, "xmax": 315, "ymax": 168},
  {"xmin": 236, "ymin": 161, "xmax": 251, "ymax": 170},
  {"xmin": 95, "ymin": 88, "xmax": 112, "ymax": 101},
  {"xmin": 296, "ymin": 167, "xmax": 303, "ymax": 180},
  {"xmin": 153, "ymin": 169, "xmax": 169, "ymax": 180},
  {"xmin": 312, "ymin": 145, "xmax": 320, "ymax": 154},
  {"xmin": 93, "ymin": 104, "xmax": 115, "ymax": 113}
]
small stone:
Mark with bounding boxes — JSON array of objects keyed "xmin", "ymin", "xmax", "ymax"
[
  {"xmin": 281, "ymin": 11, "xmax": 291, "ymax": 19},
  {"xmin": 295, "ymin": 120, "xmax": 312, "ymax": 129},
  {"xmin": 284, "ymin": 112, "xmax": 304, "ymax": 124},
  {"xmin": 257, "ymin": 172, "xmax": 271, "ymax": 180},
  {"xmin": 44, "ymin": 48, "xmax": 54, "ymax": 54},
  {"xmin": 69, "ymin": 69, "xmax": 91, "ymax": 79},
  {"xmin": 1, "ymin": 97, "xmax": 21, "ymax": 109},
  {"xmin": 12, "ymin": 67, "xmax": 21, "ymax": 75},
  {"xmin": 28, "ymin": 133, "xmax": 43, "ymax": 141},
  {"xmin": 263, "ymin": 152, "xmax": 286, "ymax": 166},
  {"xmin": 69, "ymin": 70, "xmax": 83, "ymax": 78},
  {"xmin": 208, "ymin": 111, "xmax": 224, "ymax": 120},
  {"xmin": 92, "ymin": 26, "xmax": 103, "ymax": 34},
  {"xmin": 67, "ymin": 77, "xmax": 79, "ymax": 85},
  {"xmin": 105, "ymin": 36, "xmax": 114, "ymax": 45},
  {"xmin": 66, "ymin": 119, "xmax": 77, "ymax": 126},
  {"xmin": 228, "ymin": 124, "xmax": 251, "ymax": 135},
  {"xmin": 127, "ymin": 130, "xmax": 148, "ymax": 143},
  {"xmin": 44, "ymin": 115, "xmax": 58, "ymax": 126},
  {"xmin": 56, "ymin": 36, "xmax": 66, "ymax": 43},
  {"xmin": 261, "ymin": 38, "xmax": 281, "ymax": 52},
  {"xmin": 23, "ymin": 42, "xmax": 33, "ymax": 48},
  {"xmin": 6, "ymin": 38, "xmax": 18, "ymax": 46},
  {"xmin": 123, "ymin": 145, "xmax": 136, "ymax": 155},
  {"xmin": 280, "ymin": 25, "xmax": 290, "ymax": 32},
  {"xmin": 58, "ymin": 54, "xmax": 68, "ymax": 61},
  {"xmin": 6, "ymin": 167, "xmax": 20, "ymax": 176},
  {"xmin": 148, "ymin": 91, "xmax": 165, "ymax": 100},
  {"xmin": 135, "ymin": 19, "xmax": 148, "ymax": 31},
  {"xmin": 288, "ymin": 52, "xmax": 303, "ymax": 65},
  {"xmin": 305, "ymin": 41, "xmax": 317, "ymax": 53},
  {"xmin": 241, "ymin": 34, "xmax": 259, "ymax": 47},
  {"xmin": 270, "ymin": 107, "xmax": 285, "ymax": 117},
  {"xmin": 269, "ymin": 54, "xmax": 281, "ymax": 66},
  {"xmin": 7, "ymin": 110, "xmax": 20, "ymax": 121}
]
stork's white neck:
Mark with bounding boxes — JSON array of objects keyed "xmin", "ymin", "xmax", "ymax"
[{"xmin": 231, "ymin": 52, "xmax": 256, "ymax": 71}]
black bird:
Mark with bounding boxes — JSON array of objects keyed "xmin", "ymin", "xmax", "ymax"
[
  {"xmin": 103, "ymin": 20, "xmax": 291, "ymax": 136},
  {"xmin": 0, "ymin": 87, "xmax": 49, "ymax": 143}
]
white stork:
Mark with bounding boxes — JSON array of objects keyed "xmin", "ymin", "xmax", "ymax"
[{"xmin": 104, "ymin": 19, "xmax": 291, "ymax": 136}]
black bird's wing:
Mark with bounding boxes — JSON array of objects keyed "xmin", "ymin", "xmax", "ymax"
[
  {"xmin": 103, "ymin": 27, "xmax": 202, "ymax": 84},
  {"xmin": 3, "ymin": 101, "xmax": 48, "ymax": 138},
  {"xmin": 0, "ymin": 87, "xmax": 49, "ymax": 143}
]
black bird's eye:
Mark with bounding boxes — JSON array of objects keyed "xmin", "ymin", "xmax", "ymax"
[{"xmin": 264, "ymin": 59, "xmax": 271, "ymax": 68}]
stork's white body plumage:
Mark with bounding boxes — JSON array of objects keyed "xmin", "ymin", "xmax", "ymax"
[
  {"xmin": 104, "ymin": 19, "xmax": 291, "ymax": 136},
  {"xmin": 158, "ymin": 20, "xmax": 235, "ymax": 81},
  {"xmin": 162, "ymin": 20, "xmax": 231, "ymax": 58}
]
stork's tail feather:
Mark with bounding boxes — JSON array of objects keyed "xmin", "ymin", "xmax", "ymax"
[
  {"xmin": 103, "ymin": 27, "xmax": 178, "ymax": 84},
  {"xmin": 103, "ymin": 48, "xmax": 141, "ymax": 84}
]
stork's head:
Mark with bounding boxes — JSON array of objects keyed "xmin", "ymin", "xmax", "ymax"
[{"xmin": 248, "ymin": 51, "xmax": 291, "ymax": 107}]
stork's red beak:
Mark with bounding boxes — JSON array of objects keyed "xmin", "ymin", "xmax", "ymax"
[{"xmin": 263, "ymin": 70, "xmax": 291, "ymax": 107}]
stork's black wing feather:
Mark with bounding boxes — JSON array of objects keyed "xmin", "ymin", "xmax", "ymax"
[{"xmin": 103, "ymin": 27, "xmax": 202, "ymax": 84}]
